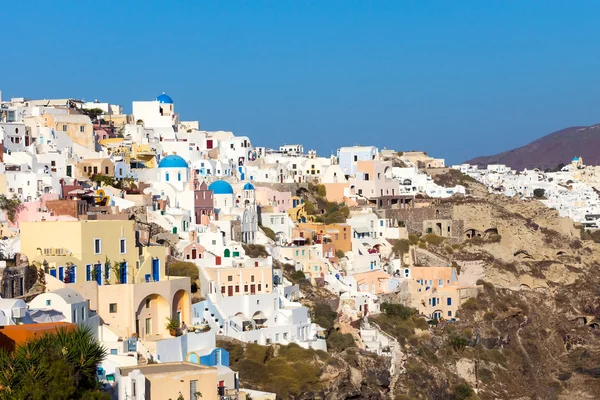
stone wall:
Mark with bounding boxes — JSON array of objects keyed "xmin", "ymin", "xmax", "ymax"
[
  {"xmin": 0, "ymin": 264, "xmax": 38, "ymax": 298},
  {"xmin": 413, "ymin": 248, "xmax": 450, "ymax": 267}
]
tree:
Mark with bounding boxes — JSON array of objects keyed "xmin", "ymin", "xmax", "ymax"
[
  {"xmin": 336, "ymin": 249, "xmax": 345, "ymax": 259},
  {"xmin": 91, "ymin": 174, "xmax": 115, "ymax": 187},
  {"xmin": 167, "ymin": 260, "xmax": 200, "ymax": 281},
  {"xmin": 533, "ymin": 188, "xmax": 546, "ymax": 198},
  {"xmin": 0, "ymin": 326, "xmax": 108, "ymax": 399},
  {"xmin": 392, "ymin": 239, "xmax": 411, "ymax": 256},
  {"xmin": 316, "ymin": 184, "xmax": 327, "ymax": 197},
  {"xmin": 325, "ymin": 211, "xmax": 346, "ymax": 224},
  {"xmin": 0, "ymin": 194, "xmax": 23, "ymax": 223},
  {"xmin": 81, "ymin": 108, "xmax": 104, "ymax": 122}
]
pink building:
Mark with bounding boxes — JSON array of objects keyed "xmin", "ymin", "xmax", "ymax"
[
  {"xmin": 255, "ymin": 187, "xmax": 292, "ymax": 213},
  {"xmin": 10, "ymin": 194, "xmax": 60, "ymax": 228}
]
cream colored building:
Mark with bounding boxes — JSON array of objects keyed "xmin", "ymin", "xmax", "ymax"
[
  {"xmin": 200, "ymin": 263, "xmax": 273, "ymax": 297},
  {"xmin": 40, "ymin": 113, "xmax": 95, "ymax": 151},
  {"xmin": 116, "ymin": 362, "xmax": 218, "ymax": 400}
]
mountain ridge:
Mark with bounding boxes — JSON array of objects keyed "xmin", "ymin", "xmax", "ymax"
[{"xmin": 466, "ymin": 123, "xmax": 600, "ymax": 170}]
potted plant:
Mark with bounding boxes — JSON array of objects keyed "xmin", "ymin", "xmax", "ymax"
[{"xmin": 166, "ymin": 317, "xmax": 180, "ymax": 337}]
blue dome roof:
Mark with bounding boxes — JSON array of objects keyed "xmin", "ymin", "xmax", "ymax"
[
  {"xmin": 159, "ymin": 155, "xmax": 188, "ymax": 168},
  {"xmin": 156, "ymin": 93, "xmax": 174, "ymax": 104},
  {"xmin": 243, "ymin": 182, "xmax": 255, "ymax": 190},
  {"xmin": 209, "ymin": 180, "xmax": 234, "ymax": 195}
]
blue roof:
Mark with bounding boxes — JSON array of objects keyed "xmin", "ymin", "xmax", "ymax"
[
  {"xmin": 156, "ymin": 93, "xmax": 174, "ymax": 104},
  {"xmin": 208, "ymin": 180, "xmax": 234, "ymax": 195},
  {"xmin": 572, "ymin": 157, "xmax": 579, "ymax": 161},
  {"xmin": 243, "ymin": 182, "xmax": 255, "ymax": 190},
  {"xmin": 158, "ymin": 154, "xmax": 188, "ymax": 168}
]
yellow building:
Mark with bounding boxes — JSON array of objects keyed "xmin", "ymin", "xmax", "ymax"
[
  {"xmin": 132, "ymin": 143, "xmax": 157, "ymax": 168},
  {"xmin": 117, "ymin": 362, "xmax": 219, "ymax": 400},
  {"xmin": 409, "ymin": 267, "xmax": 460, "ymax": 320},
  {"xmin": 41, "ymin": 113, "xmax": 95, "ymax": 151},
  {"xmin": 76, "ymin": 158, "xmax": 115, "ymax": 178},
  {"xmin": 286, "ymin": 196, "xmax": 316, "ymax": 223},
  {"xmin": 21, "ymin": 219, "xmax": 191, "ymax": 339},
  {"xmin": 277, "ymin": 245, "xmax": 330, "ymax": 280}
]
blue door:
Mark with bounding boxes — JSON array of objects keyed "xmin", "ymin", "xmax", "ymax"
[
  {"xmin": 95, "ymin": 264, "xmax": 102, "ymax": 285},
  {"xmin": 50, "ymin": 269, "xmax": 57, "ymax": 278},
  {"xmin": 120, "ymin": 263, "xmax": 127, "ymax": 284},
  {"xmin": 58, "ymin": 267, "xmax": 64, "ymax": 282},
  {"xmin": 152, "ymin": 259, "xmax": 160, "ymax": 282}
]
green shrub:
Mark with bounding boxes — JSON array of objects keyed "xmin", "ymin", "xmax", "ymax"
[
  {"xmin": 461, "ymin": 298, "xmax": 479, "ymax": 311},
  {"xmin": 445, "ymin": 245, "xmax": 454, "ymax": 254},
  {"xmin": 448, "ymin": 334, "xmax": 470, "ymax": 352},
  {"xmin": 242, "ymin": 244, "xmax": 269, "ymax": 258},
  {"xmin": 381, "ymin": 303, "xmax": 416, "ymax": 319},
  {"xmin": 290, "ymin": 270, "xmax": 306, "ymax": 283},
  {"xmin": 303, "ymin": 200, "xmax": 316, "ymax": 215},
  {"xmin": 393, "ymin": 239, "xmax": 411, "ymax": 255},
  {"xmin": 414, "ymin": 317, "xmax": 429, "ymax": 330},
  {"xmin": 313, "ymin": 302, "xmax": 337, "ymax": 330},
  {"xmin": 245, "ymin": 343, "xmax": 269, "ymax": 364},
  {"xmin": 325, "ymin": 211, "xmax": 346, "ymax": 224},
  {"xmin": 336, "ymin": 249, "xmax": 345, "ymax": 259},
  {"xmin": 326, "ymin": 331, "xmax": 355, "ymax": 353},
  {"xmin": 418, "ymin": 242, "xmax": 427, "ymax": 249},
  {"xmin": 453, "ymin": 383, "xmax": 476, "ymax": 400},
  {"xmin": 424, "ymin": 234, "xmax": 444, "ymax": 245},
  {"xmin": 408, "ymin": 234, "xmax": 420, "ymax": 244},
  {"xmin": 340, "ymin": 206, "xmax": 350, "ymax": 218},
  {"xmin": 483, "ymin": 311, "xmax": 497, "ymax": 321},
  {"xmin": 167, "ymin": 260, "xmax": 199, "ymax": 281},
  {"xmin": 261, "ymin": 226, "xmax": 276, "ymax": 241},
  {"xmin": 316, "ymin": 184, "xmax": 327, "ymax": 197}
]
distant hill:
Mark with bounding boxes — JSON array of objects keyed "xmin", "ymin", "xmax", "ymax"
[{"xmin": 466, "ymin": 124, "xmax": 600, "ymax": 170}]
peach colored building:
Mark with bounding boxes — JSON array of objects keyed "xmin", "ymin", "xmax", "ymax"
[
  {"xmin": 255, "ymin": 187, "xmax": 292, "ymax": 213},
  {"xmin": 353, "ymin": 270, "xmax": 391, "ymax": 295},
  {"xmin": 116, "ymin": 362, "xmax": 219, "ymax": 400},
  {"xmin": 294, "ymin": 222, "xmax": 352, "ymax": 253},
  {"xmin": 408, "ymin": 267, "xmax": 460, "ymax": 320}
]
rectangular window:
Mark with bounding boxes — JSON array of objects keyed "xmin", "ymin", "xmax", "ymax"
[
  {"xmin": 120, "ymin": 238, "xmax": 126, "ymax": 254},
  {"xmin": 86, "ymin": 265, "xmax": 91, "ymax": 281},
  {"xmin": 221, "ymin": 286, "xmax": 226, "ymax": 294},
  {"xmin": 258, "ymin": 284, "xmax": 262, "ymax": 291},
  {"xmin": 251, "ymin": 275, "xmax": 255, "ymax": 282},
  {"xmin": 94, "ymin": 239, "xmax": 101, "ymax": 254},
  {"xmin": 109, "ymin": 303, "xmax": 117, "ymax": 313},
  {"xmin": 46, "ymin": 299, "xmax": 51, "ymax": 306},
  {"xmin": 110, "ymin": 349, "xmax": 118, "ymax": 355},
  {"xmin": 190, "ymin": 380, "xmax": 198, "ymax": 400},
  {"xmin": 146, "ymin": 318, "xmax": 152, "ymax": 335},
  {"xmin": 62, "ymin": 124, "xmax": 67, "ymax": 131},
  {"xmin": 79, "ymin": 125, "xmax": 85, "ymax": 133},
  {"xmin": 447, "ymin": 298, "xmax": 452, "ymax": 306},
  {"xmin": 228, "ymin": 275, "xmax": 233, "ymax": 281},
  {"xmin": 235, "ymin": 285, "xmax": 240, "ymax": 293},
  {"xmin": 244, "ymin": 284, "xmax": 248, "ymax": 292}
]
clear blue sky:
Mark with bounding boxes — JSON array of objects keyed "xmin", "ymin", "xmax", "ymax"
[{"xmin": 2, "ymin": 1, "xmax": 600, "ymax": 163}]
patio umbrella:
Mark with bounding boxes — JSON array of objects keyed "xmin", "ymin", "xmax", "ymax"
[{"xmin": 29, "ymin": 309, "xmax": 66, "ymax": 323}]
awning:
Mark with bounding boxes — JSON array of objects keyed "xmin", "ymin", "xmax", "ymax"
[
  {"xmin": 353, "ymin": 226, "xmax": 370, "ymax": 233},
  {"xmin": 292, "ymin": 237, "xmax": 306, "ymax": 241}
]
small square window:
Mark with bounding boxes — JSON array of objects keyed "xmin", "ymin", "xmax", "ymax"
[
  {"xmin": 110, "ymin": 349, "xmax": 118, "ymax": 355},
  {"xmin": 46, "ymin": 299, "xmax": 51, "ymax": 306},
  {"xmin": 228, "ymin": 275, "xmax": 233, "ymax": 282},
  {"xmin": 109, "ymin": 303, "xmax": 117, "ymax": 313}
]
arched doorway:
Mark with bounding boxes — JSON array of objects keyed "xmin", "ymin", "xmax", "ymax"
[
  {"xmin": 136, "ymin": 294, "xmax": 169, "ymax": 338},
  {"xmin": 172, "ymin": 289, "xmax": 190, "ymax": 327}
]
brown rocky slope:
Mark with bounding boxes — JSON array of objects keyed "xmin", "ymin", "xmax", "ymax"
[{"xmin": 466, "ymin": 124, "xmax": 600, "ymax": 170}]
